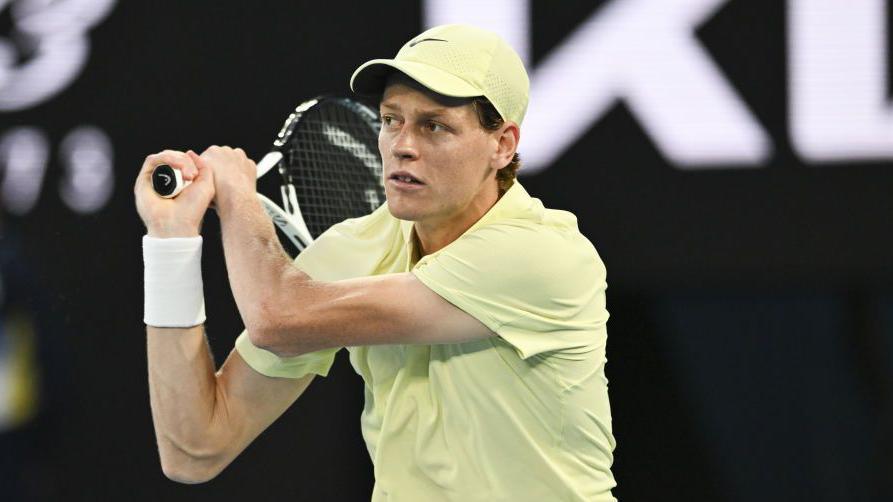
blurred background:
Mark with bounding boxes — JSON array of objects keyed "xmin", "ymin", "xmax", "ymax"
[{"xmin": 0, "ymin": 0, "xmax": 891, "ymax": 500}]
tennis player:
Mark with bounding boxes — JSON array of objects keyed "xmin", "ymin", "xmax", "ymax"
[{"xmin": 136, "ymin": 24, "xmax": 616, "ymax": 501}]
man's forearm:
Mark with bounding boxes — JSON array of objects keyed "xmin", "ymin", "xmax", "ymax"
[
  {"xmin": 147, "ymin": 325, "xmax": 229, "ymax": 481},
  {"xmin": 216, "ymin": 191, "xmax": 311, "ymax": 341}
]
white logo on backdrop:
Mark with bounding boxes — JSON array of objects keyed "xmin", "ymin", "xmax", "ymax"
[
  {"xmin": 789, "ymin": 0, "xmax": 893, "ymax": 162},
  {"xmin": 0, "ymin": 0, "xmax": 116, "ymax": 215},
  {"xmin": 0, "ymin": 0, "xmax": 116, "ymax": 111},
  {"xmin": 425, "ymin": 0, "xmax": 892, "ymax": 172}
]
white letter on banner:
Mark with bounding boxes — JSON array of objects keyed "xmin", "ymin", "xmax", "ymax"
[
  {"xmin": 789, "ymin": 0, "xmax": 893, "ymax": 162},
  {"xmin": 0, "ymin": 0, "xmax": 117, "ymax": 112},
  {"xmin": 424, "ymin": 0, "xmax": 771, "ymax": 172},
  {"xmin": 0, "ymin": 127, "xmax": 49, "ymax": 215},
  {"xmin": 58, "ymin": 126, "xmax": 114, "ymax": 214}
]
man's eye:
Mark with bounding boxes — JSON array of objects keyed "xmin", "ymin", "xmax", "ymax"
[
  {"xmin": 381, "ymin": 115, "xmax": 398, "ymax": 128},
  {"xmin": 426, "ymin": 121, "xmax": 446, "ymax": 132}
]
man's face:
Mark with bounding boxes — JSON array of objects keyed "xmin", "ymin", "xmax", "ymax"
[{"xmin": 378, "ymin": 79, "xmax": 499, "ymax": 225}]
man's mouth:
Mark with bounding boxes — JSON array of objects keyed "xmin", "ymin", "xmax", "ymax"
[{"xmin": 389, "ymin": 172, "xmax": 424, "ymax": 185}]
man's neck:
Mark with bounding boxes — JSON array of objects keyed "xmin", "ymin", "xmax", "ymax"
[{"xmin": 413, "ymin": 186, "xmax": 502, "ymax": 258}]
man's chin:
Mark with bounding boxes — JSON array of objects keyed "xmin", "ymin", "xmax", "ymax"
[{"xmin": 386, "ymin": 203, "xmax": 423, "ymax": 222}]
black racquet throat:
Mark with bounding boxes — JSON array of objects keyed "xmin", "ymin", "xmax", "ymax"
[{"xmin": 151, "ymin": 96, "xmax": 385, "ymax": 253}]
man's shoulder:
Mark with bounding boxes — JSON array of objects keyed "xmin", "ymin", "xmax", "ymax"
[
  {"xmin": 469, "ymin": 206, "xmax": 605, "ymax": 293},
  {"xmin": 421, "ymin": 210, "xmax": 604, "ymax": 295},
  {"xmin": 475, "ymin": 207, "xmax": 600, "ymax": 263},
  {"xmin": 485, "ymin": 184, "xmax": 591, "ymax": 248}
]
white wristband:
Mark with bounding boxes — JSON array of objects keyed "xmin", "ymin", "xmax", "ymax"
[{"xmin": 143, "ymin": 235, "xmax": 206, "ymax": 328}]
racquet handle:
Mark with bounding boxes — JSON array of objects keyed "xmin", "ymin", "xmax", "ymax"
[{"xmin": 152, "ymin": 164, "xmax": 191, "ymax": 198}]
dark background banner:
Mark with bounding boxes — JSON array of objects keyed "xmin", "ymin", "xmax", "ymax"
[{"xmin": 0, "ymin": 1, "xmax": 890, "ymax": 500}]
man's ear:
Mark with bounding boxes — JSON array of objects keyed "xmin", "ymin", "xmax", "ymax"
[{"xmin": 491, "ymin": 122, "xmax": 520, "ymax": 169}]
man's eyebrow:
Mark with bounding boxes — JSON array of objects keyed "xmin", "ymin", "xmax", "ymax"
[
  {"xmin": 379, "ymin": 102, "xmax": 454, "ymax": 119},
  {"xmin": 418, "ymin": 108, "xmax": 451, "ymax": 119}
]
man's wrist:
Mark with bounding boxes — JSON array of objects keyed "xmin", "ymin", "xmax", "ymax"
[
  {"xmin": 146, "ymin": 219, "xmax": 201, "ymax": 238},
  {"xmin": 143, "ymin": 235, "xmax": 206, "ymax": 328}
]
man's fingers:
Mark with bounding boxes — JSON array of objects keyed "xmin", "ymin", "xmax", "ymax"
[
  {"xmin": 142, "ymin": 150, "xmax": 199, "ymax": 181},
  {"xmin": 193, "ymin": 154, "xmax": 214, "ymax": 186},
  {"xmin": 201, "ymin": 145, "xmax": 233, "ymax": 157},
  {"xmin": 187, "ymin": 150, "xmax": 217, "ymax": 189},
  {"xmin": 187, "ymin": 150, "xmax": 205, "ymax": 170}
]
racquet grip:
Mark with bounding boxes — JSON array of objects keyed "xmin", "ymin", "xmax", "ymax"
[{"xmin": 152, "ymin": 164, "xmax": 191, "ymax": 198}]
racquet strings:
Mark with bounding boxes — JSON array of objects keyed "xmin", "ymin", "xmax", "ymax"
[{"xmin": 282, "ymin": 99, "xmax": 385, "ymax": 239}]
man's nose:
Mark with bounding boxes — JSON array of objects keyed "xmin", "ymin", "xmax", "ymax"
[{"xmin": 391, "ymin": 128, "xmax": 419, "ymax": 161}]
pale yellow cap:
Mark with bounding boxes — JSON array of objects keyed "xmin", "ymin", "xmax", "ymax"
[{"xmin": 350, "ymin": 24, "xmax": 530, "ymax": 126}]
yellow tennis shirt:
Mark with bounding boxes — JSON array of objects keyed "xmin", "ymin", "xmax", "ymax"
[{"xmin": 234, "ymin": 182, "xmax": 616, "ymax": 501}]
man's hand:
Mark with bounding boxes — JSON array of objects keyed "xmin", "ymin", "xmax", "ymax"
[
  {"xmin": 135, "ymin": 150, "xmax": 215, "ymax": 237},
  {"xmin": 189, "ymin": 146, "xmax": 257, "ymax": 212}
]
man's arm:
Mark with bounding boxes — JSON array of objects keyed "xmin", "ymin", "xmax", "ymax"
[
  {"xmin": 135, "ymin": 149, "xmax": 312, "ymax": 483},
  {"xmin": 147, "ymin": 325, "xmax": 313, "ymax": 483},
  {"xmin": 196, "ymin": 147, "xmax": 494, "ymax": 358}
]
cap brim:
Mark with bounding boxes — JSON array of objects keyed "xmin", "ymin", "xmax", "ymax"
[{"xmin": 350, "ymin": 59, "xmax": 482, "ymax": 98}]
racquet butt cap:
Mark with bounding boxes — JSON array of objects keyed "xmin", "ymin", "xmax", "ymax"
[{"xmin": 350, "ymin": 24, "xmax": 529, "ymax": 126}]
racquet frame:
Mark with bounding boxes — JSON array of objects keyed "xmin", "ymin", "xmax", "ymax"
[{"xmin": 253, "ymin": 96, "xmax": 381, "ymax": 252}]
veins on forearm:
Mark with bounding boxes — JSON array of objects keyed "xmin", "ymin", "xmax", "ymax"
[{"xmin": 217, "ymin": 192, "xmax": 312, "ymax": 335}]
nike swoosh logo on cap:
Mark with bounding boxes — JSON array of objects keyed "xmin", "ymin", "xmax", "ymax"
[{"xmin": 409, "ymin": 38, "xmax": 448, "ymax": 47}]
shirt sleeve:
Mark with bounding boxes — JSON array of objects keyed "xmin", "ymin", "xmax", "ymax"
[
  {"xmin": 235, "ymin": 332, "xmax": 339, "ymax": 379},
  {"xmin": 234, "ymin": 205, "xmax": 402, "ymax": 379},
  {"xmin": 411, "ymin": 222, "xmax": 609, "ymax": 360}
]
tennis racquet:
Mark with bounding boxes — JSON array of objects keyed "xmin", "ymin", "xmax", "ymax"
[{"xmin": 152, "ymin": 96, "xmax": 386, "ymax": 254}]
